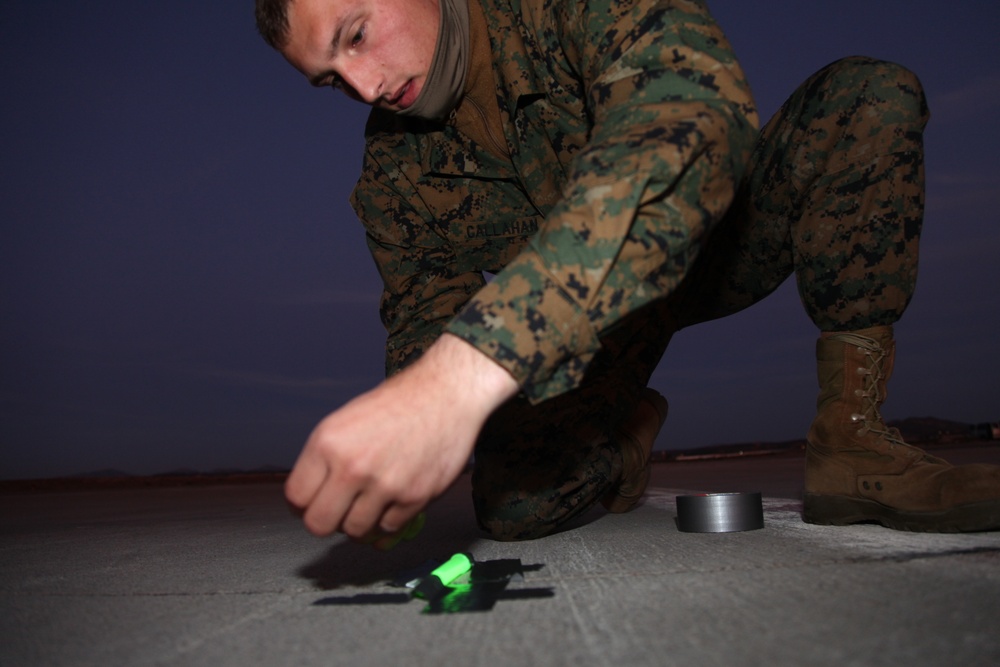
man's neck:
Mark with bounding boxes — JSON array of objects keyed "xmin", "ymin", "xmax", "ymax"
[{"xmin": 450, "ymin": 0, "xmax": 509, "ymax": 160}]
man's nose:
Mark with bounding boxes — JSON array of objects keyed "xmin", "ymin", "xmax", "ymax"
[{"xmin": 339, "ymin": 64, "xmax": 384, "ymax": 105}]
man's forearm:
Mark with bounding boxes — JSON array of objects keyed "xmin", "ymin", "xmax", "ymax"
[{"xmin": 415, "ymin": 332, "xmax": 520, "ymax": 418}]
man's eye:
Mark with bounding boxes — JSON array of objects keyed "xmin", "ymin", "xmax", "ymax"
[{"xmin": 351, "ymin": 25, "xmax": 365, "ymax": 48}]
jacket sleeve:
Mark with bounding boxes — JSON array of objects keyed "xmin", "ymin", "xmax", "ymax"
[{"xmin": 444, "ymin": 0, "xmax": 760, "ymax": 401}]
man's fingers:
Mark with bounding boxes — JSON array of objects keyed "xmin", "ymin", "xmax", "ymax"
[
  {"xmin": 284, "ymin": 448, "xmax": 329, "ymax": 510},
  {"xmin": 339, "ymin": 487, "xmax": 392, "ymax": 539},
  {"xmin": 379, "ymin": 503, "xmax": 425, "ymax": 535},
  {"xmin": 359, "ymin": 512, "xmax": 427, "ymax": 551},
  {"xmin": 301, "ymin": 477, "xmax": 357, "ymax": 536}
]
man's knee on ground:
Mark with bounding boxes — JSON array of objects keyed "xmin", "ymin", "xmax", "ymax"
[{"xmin": 473, "ymin": 496, "xmax": 559, "ymax": 542}]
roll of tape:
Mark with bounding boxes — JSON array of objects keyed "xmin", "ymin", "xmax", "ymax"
[{"xmin": 676, "ymin": 492, "xmax": 764, "ymax": 533}]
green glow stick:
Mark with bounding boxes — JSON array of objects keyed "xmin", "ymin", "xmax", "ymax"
[
  {"xmin": 413, "ymin": 552, "xmax": 473, "ymax": 599},
  {"xmin": 430, "ymin": 553, "xmax": 473, "ymax": 586}
]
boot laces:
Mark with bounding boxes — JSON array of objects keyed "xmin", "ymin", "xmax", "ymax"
[{"xmin": 835, "ymin": 334, "xmax": 906, "ymax": 447}]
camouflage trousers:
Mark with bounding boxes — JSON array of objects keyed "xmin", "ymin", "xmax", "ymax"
[{"xmin": 473, "ymin": 56, "xmax": 929, "ymax": 540}]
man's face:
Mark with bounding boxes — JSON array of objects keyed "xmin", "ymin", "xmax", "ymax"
[{"xmin": 282, "ymin": 0, "xmax": 440, "ymax": 111}]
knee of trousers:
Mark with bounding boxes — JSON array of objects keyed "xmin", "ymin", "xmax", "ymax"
[
  {"xmin": 817, "ymin": 56, "xmax": 930, "ymax": 129},
  {"xmin": 472, "ymin": 493, "xmax": 559, "ymax": 542}
]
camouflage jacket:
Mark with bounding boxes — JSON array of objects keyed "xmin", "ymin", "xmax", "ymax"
[{"xmin": 351, "ymin": 0, "xmax": 759, "ymax": 402}]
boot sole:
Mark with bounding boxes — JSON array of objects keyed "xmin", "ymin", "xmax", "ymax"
[{"xmin": 803, "ymin": 493, "xmax": 1000, "ymax": 533}]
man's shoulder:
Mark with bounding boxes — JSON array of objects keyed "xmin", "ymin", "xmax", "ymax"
[{"xmin": 476, "ymin": 0, "xmax": 568, "ymax": 32}]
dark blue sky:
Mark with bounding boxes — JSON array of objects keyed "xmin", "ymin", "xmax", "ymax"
[{"xmin": 2, "ymin": 1, "xmax": 998, "ymax": 479}]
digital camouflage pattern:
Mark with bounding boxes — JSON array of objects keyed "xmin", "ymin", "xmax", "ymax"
[
  {"xmin": 349, "ymin": 0, "xmax": 928, "ymax": 539},
  {"xmin": 472, "ymin": 56, "xmax": 928, "ymax": 539},
  {"xmin": 671, "ymin": 56, "xmax": 928, "ymax": 334},
  {"xmin": 353, "ymin": 0, "xmax": 759, "ymax": 402}
]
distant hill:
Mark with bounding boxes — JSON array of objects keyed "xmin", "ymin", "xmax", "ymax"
[
  {"xmin": 71, "ymin": 468, "xmax": 132, "ymax": 478},
  {"xmin": 888, "ymin": 416, "xmax": 980, "ymax": 442},
  {"xmin": 1, "ymin": 467, "xmax": 290, "ymax": 491},
  {"xmin": 2, "ymin": 416, "xmax": 995, "ymax": 489},
  {"xmin": 657, "ymin": 416, "xmax": 996, "ymax": 461}
]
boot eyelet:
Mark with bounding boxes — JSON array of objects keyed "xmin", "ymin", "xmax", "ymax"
[
  {"xmin": 862, "ymin": 481, "xmax": 870, "ymax": 490},
  {"xmin": 875, "ymin": 482, "xmax": 883, "ymax": 491}
]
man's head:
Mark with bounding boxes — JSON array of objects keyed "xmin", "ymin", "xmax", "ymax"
[
  {"xmin": 255, "ymin": 0, "xmax": 293, "ymax": 50},
  {"xmin": 255, "ymin": 0, "xmax": 440, "ymax": 111}
]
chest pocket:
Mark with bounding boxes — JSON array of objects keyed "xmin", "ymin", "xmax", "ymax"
[
  {"xmin": 510, "ymin": 94, "xmax": 589, "ymax": 212},
  {"xmin": 438, "ymin": 179, "xmax": 544, "ymax": 274}
]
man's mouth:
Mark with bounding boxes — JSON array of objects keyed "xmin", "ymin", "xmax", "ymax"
[{"xmin": 392, "ymin": 80, "xmax": 417, "ymax": 110}]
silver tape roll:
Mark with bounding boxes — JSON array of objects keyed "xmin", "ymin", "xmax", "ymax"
[{"xmin": 676, "ymin": 492, "xmax": 764, "ymax": 533}]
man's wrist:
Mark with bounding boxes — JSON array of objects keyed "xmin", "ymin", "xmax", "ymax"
[{"xmin": 421, "ymin": 333, "xmax": 520, "ymax": 415}]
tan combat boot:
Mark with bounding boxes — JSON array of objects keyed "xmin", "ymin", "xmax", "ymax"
[
  {"xmin": 602, "ymin": 389, "xmax": 669, "ymax": 513},
  {"xmin": 804, "ymin": 325, "xmax": 1000, "ymax": 532}
]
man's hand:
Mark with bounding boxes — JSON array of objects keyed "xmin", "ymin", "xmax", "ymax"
[{"xmin": 285, "ymin": 333, "xmax": 519, "ymax": 542}]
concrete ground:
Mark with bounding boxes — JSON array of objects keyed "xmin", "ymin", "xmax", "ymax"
[{"xmin": 2, "ymin": 444, "xmax": 999, "ymax": 667}]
